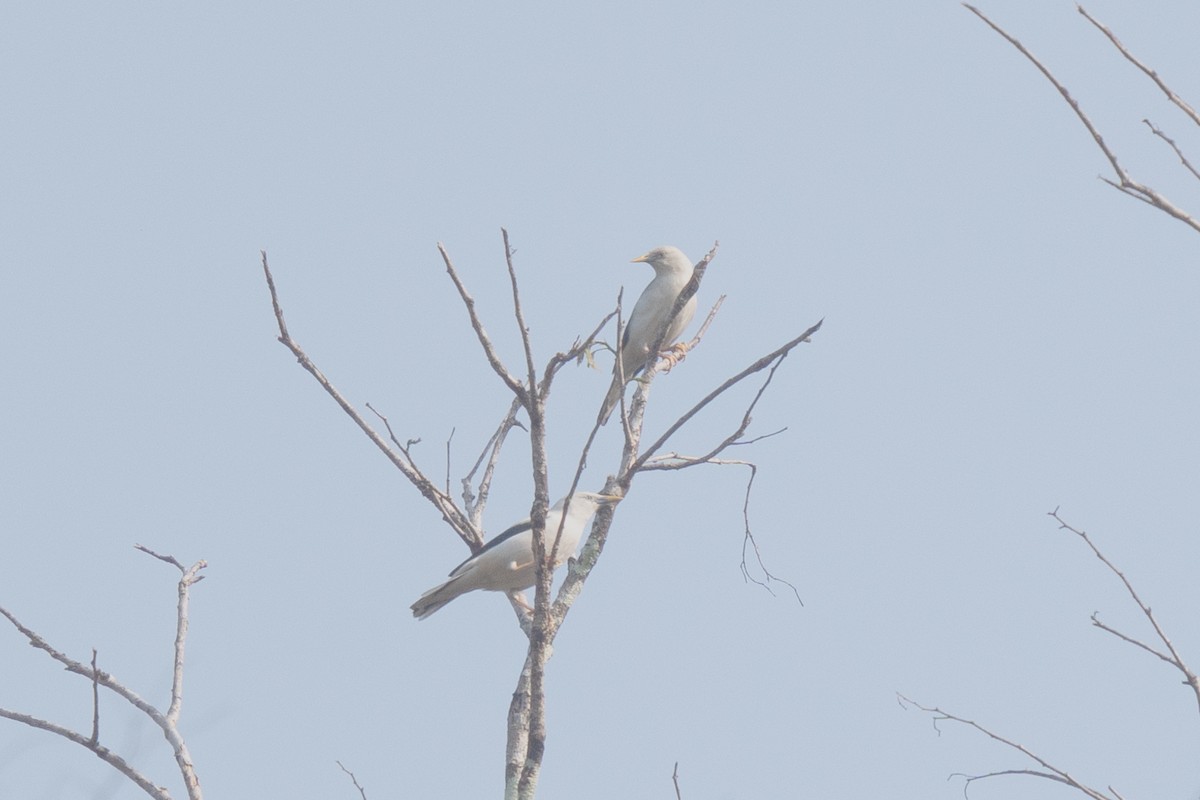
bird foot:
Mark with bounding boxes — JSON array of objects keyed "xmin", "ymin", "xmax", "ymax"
[{"xmin": 657, "ymin": 342, "xmax": 692, "ymax": 372}]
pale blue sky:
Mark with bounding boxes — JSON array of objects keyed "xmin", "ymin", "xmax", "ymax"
[{"xmin": 3, "ymin": 2, "xmax": 1199, "ymax": 798}]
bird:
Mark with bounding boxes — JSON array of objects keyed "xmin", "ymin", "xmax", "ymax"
[
  {"xmin": 600, "ymin": 245, "xmax": 698, "ymax": 425},
  {"xmin": 410, "ymin": 492, "xmax": 622, "ymax": 620}
]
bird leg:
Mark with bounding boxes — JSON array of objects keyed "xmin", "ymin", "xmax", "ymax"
[
  {"xmin": 657, "ymin": 341, "xmax": 693, "ymax": 372},
  {"xmin": 509, "ymin": 590, "xmax": 534, "ymax": 613}
]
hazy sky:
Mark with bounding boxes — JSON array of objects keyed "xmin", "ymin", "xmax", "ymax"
[{"xmin": 3, "ymin": 2, "xmax": 1199, "ymax": 798}]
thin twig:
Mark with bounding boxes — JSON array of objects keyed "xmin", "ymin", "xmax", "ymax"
[
  {"xmin": 445, "ymin": 427, "xmax": 454, "ymax": 498},
  {"xmin": 501, "ymin": 228, "xmax": 538, "ymax": 395},
  {"xmin": 437, "ymin": 242, "xmax": 527, "ymax": 400},
  {"xmin": 1076, "ymin": 4, "xmax": 1200, "ymax": 127},
  {"xmin": 1143, "ymin": 119, "xmax": 1200, "ymax": 182},
  {"xmin": 462, "ymin": 397, "xmax": 524, "ymax": 528},
  {"xmin": 613, "ymin": 289, "xmax": 634, "ymax": 440},
  {"xmin": 683, "ymin": 294, "xmax": 725, "ymax": 349},
  {"xmin": 364, "ymin": 404, "xmax": 416, "ymax": 457},
  {"xmin": 737, "ymin": 463, "xmax": 803, "ymax": 604},
  {"xmin": 134, "ymin": 544, "xmax": 185, "ymax": 571},
  {"xmin": 1089, "ymin": 613, "xmax": 1173, "ymax": 664},
  {"xmin": 89, "ymin": 649, "xmax": 100, "ymax": 745},
  {"xmin": 673, "ymin": 762, "xmax": 683, "ymax": 800},
  {"xmin": 542, "ymin": 307, "xmax": 618, "ymax": 387},
  {"xmin": 336, "ymin": 760, "xmax": 369, "ymax": 800}
]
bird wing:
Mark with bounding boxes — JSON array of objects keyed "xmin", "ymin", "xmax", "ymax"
[
  {"xmin": 624, "ymin": 271, "xmax": 695, "ymax": 362},
  {"xmin": 446, "ymin": 518, "xmax": 534, "ymax": 578},
  {"xmin": 664, "ymin": 293, "xmax": 698, "ymax": 347},
  {"xmin": 622, "ymin": 276, "xmax": 673, "ymax": 366}
]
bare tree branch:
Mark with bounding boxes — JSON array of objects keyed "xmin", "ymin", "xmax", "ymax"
[
  {"xmin": 505, "ymin": 656, "xmax": 533, "ymax": 800},
  {"xmin": 90, "ymin": 649, "xmax": 100, "ymax": 745},
  {"xmin": 1076, "ymin": 4, "xmax": 1200, "ymax": 128},
  {"xmin": 260, "ymin": 251, "xmax": 479, "ymax": 548},
  {"xmin": 1088, "ymin": 612, "xmax": 1174, "ymax": 664},
  {"xmin": 149, "ymin": 547, "xmax": 205, "ymax": 729},
  {"xmin": 445, "ymin": 427, "xmax": 454, "ymax": 498},
  {"xmin": 462, "ymin": 396, "xmax": 525, "ymax": 529},
  {"xmin": 639, "ymin": 453, "xmax": 802, "ymax": 604},
  {"xmin": 898, "ymin": 694, "xmax": 1117, "ymax": 800},
  {"xmin": 1049, "ymin": 508, "xmax": 1200, "ymax": 714},
  {"xmin": 502, "ymin": 228, "xmax": 538, "ymax": 394},
  {"xmin": 0, "ymin": 548, "xmax": 208, "ymax": 800},
  {"xmin": 0, "ymin": 707, "xmax": 171, "ymax": 799},
  {"xmin": 901, "ymin": 509, "xmax": 1197, "ymax": 798},
  {"xmin": 964, "ymin": 4, "xmax": 1200, "ymax": 235},
  {"xmin": 633, "ymin": 319, "xmax": 823, "ymax": 474},
  {"xmin": 963, "ymin": 5, "xmax": 1126, "ymax": 178},
  {"xmin": 736, "ymin": 462, "xmax": 802, "ymax": 604},
  {"xmin": 437, "ymin": 242, "xmax": 529, "ymax": 400},
  {"xmin": 543, "ymin": 306, "xmax": 618, "ymax": 390},
  {"xmin": 637, "ymin": 341, "xmax": 790, "ymax": 473}
]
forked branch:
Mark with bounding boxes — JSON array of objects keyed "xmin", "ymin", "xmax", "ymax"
[
  {"xmin": 1049, "ymin": 508, "xmax": 1200, "ymax": 714},
  {"xmin": 633, "ymin": 318, "xmax": 823, "ymax": 473},
  {"xmin": 898, "ymin": 694, "xmax": 1117, "ymax": 800},
  {"xmin": 0, "ymin": 547, "xmax": 207, "ymax": 800},
  {"xmin": 260, "ymin": 251, "xmax": 479, "ymax": 548},
  {"xmin": 964, "ymin": 4, "xmax": 1200, "ymax": 235},
  {"xmin": 901, "ymin": 509, "xmax": 1196, "ymax": 797}
]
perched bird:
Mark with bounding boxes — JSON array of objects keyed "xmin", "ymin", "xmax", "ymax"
[
  {"xmin": 410, "ymin": 492, "xmax": 622, "ymax": 620},
  {"xmin": 600, "ymin": 245, "xmax": 698, "ymax": 424}
]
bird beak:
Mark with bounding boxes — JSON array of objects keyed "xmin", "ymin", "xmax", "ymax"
[
  {"xmin": 597, "ymin": 494, "xmax": 622, "ymax": 506},
  {"xmin": 630, "ymin": 253, "xmax": 649, "ymax": 263}
]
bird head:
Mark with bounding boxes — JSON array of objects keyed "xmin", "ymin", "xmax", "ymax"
[
  {"xmin": 631, "ymin": 246, "xmax": 692, "ymax": 276},
  {"xmin": 555, "ymin": 492, "xmax": 622, "ymax": 513}
]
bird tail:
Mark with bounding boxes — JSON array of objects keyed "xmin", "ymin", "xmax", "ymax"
[
  {"xmin": 410, "ymin": 577, "xmax": 466, "ymax": 620},
  {"xmin": 599, "ymin": 373, "xmax": 624, "ymax": 425}
]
